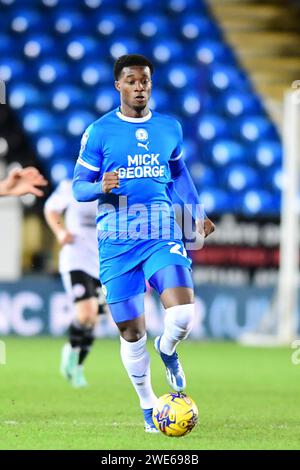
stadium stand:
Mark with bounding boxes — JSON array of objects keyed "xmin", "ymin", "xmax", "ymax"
[{"xmin": 0, "ymin": 0, "xmax": 285, "ymax": 216}]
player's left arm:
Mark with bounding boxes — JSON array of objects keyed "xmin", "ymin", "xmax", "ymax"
[
  {"xmin": 170, "ymin": 158, "xmax": 215, "ymax": 238},
  {"xmin": 170, "ymin": 121, "xmax": 215, "ymax": 238}
]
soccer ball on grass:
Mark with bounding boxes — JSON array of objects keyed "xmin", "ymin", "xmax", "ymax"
[{"xmin": 152, "ymin": 392, "xmax": 198, "ymax": 437}]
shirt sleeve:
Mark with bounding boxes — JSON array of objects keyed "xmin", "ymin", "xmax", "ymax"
[
  {"xmin": 77, "ymin": 123, "xmax": 103, "ymax": 172},
  {"xmin": 72, "ymin": 163, "xmax": 102, "ymax": 202},
  {"xmin": 169, "ymin": 120, "xmax": 183, "ymax": 162},
  {"xmin": 44, "ymin": 180, "xmax": 73, "ymax": 214}
]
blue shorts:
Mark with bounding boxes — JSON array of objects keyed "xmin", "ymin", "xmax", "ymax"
[
  {"xmin": 99, "ymin": 238, "xmax": 192, "ymax": 304},
  {"xmin": 109, "ymin": 264, "xmax": 193, "ymax": 323}
]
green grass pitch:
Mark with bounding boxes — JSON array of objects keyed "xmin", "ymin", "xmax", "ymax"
[{"xmin": 0, "ymin": 337, "xmax": 299, "ymax": 450}]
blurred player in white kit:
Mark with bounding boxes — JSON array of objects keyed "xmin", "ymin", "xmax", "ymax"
[{"xmin": 44, "ymin": 179, "xmax": 106, "ymax": 387}]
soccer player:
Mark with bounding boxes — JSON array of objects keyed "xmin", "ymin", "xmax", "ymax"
[
  {"xmin": 72, "ymin": 54, "xmax": 215, "ymax": 430},
  {"xmin": 0, "ymin": 166, "xmax": 47, "ymax": 197},
  {"xmin": 44, "ymin": 179, "xmax": 107, "ymax": 387}
]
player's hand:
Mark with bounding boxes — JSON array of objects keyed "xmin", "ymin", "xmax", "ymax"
[
  {"xmin": 2, "ymin": 167, "xmax": 48, "ymax": 197},
  {"xmin": 56, "ymin": 229, "xmax": 75, "ymax": 246},
  {"xmin": 196, "ymin": 217, "xmax": 215, "ymax": 239},
  {"xmin": 101, "ymin": 170, "xmax": 120, "ymax": 193}
]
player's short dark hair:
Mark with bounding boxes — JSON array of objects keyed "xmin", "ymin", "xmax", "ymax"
[{"xmin": 113, "ymin": 54, "xmax": 154, "ymax": 80}]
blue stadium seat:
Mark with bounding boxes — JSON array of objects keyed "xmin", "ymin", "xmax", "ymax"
[
  {"xmin": 65, "ymin": 36, "xmax": 98, "ymax": 60},
  {"xmin": 224, "ymin": 164, "xmax": 259, "ymax": 192},
  {"xmin": 108, "ymin": 37, "xmax": 141, "ymax": 60},
  {"xmin": 151, "ymin": 39, "xmax": 183, "ymax": 64},
  {"xmin": 35, "ymin": 133, "xmax": 67, "ymax": 160},
  {"xmin": 8, "ymin": 83, "xmax": 44, "ymax": 110},
  {"xmin": 255, "ymin": 140, "xmax": 282, "ymax": 168},
  {"xmin": 167, "ymin": 65, "xmax": 197, "ymax": 89},
  {"xmin": 195, "ymin": 40, "xmax": 232, "ymax": 65},
  {"xmin": 179, "ymin": 91, "xmax": 202, "ymax": 115},
  {"xmin": 181, "ymin": 138, "xmax": 198, "ymax": 163},
  {"xmin": 0, "ymin": 0, "xmax": 31, "ymax": 6},
  {"xmin": 10, "ymin": 9, "xmax": 43, "ymax": 34},
  {"xmin": 83, "ymin": 0, "xmax": 106, "ymax": 8},
  {"xmin": 93, "ymin": 87, "xmax": 119, "ymax": 114},
  {"xmin": 265, "ymin": 167, "xmax": 285, "ymax": 192},
  {"xmin": 94, "ymin": 12, "xmax": 127, "ymax": 37},
  {"xmin": 211, "ymin": 140, "xmax": 245, "ymax": 166},
  {"xmin": 221, "ymin": 91, "xmax": 261, "ymax": 117},
  {"xmin": 209, "ymin": 64, "xmax": 246, "ymax": 91},
  {"xmin": 240, "ymin": 190, "xmax": 275, "ymax": 216},
  {"xmin": 65, "ymin": 110, "xmax": 97, "ymax": 136},
  {"xmin": 49, "ymin": 159, "xmax": 75, "ymax": 184},
  {"xmin": 22, "ymin": 34, "xmax": 56, "ymax": 59},
  {"xmin": 198, "ymin": 187, "xmax": 231, "ymax": 213},
  {"xmin": 52, "ymin": 9, "xmax": 88, "ymax": 35},
  {"xmin": 41, "ymin": 0, "xmax": 75, "ymax": 8},
  {"xmin": 180, "ymin": 15, "xmax": 219, "ymax": 41},
  {"xmin": 50, "ymin": 85, "xmax": 85, "ymax": 111},
  {"xmin": 167, "ymin": 0, "xmax": 206, "ymax": 15},
  {"xmin": 22, "ymin": 109, "xmax": 59, "ymax": 134},
  {"xmin": 148, "ymin": 88, "xmax": 169, "ymax": 112},
  {"xmin": 197, "ymin": 114, "xmax": 228, "ymax": 141},
  {"xmin": 37, "ymin": 59, "xmax": 70, "ymax": 85},
  {"xmin": 78, "ymin": 60, "xmax": 111, "ymax": 87},
  {"xmin": 124, "ymin": 0, "xmax": 154, "ymax": 13},
  {"xmin": 189, "ymin": 163, "xmax": 217, "ymax": 189},
  {"xmin": 138, "ymin": 14, "xmax": 169, "ymax": 38},
  {"xmin": 238, "ymin": 116, "xmax": 275, "ymax": 142},
  {"xmin": 0, "ymin": 57, "xmax": 25, "ymax": 83}
]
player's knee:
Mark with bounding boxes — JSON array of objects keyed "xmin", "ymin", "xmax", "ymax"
[
  {"xmin": 77, "ymin": 311, "xmax": 97, "ymax": 326},
  {"xmin": 161, "ymin": 287, "xmax": 194, "ymax": 309},
  {"xmin": 118, "ymin": 326, "xmax": 146, "ymax": 342},
  {"xmin": 166, "ymin": 303, "xmax": 195, "ymax": 332},
  {"xmin": 76, "ymin": 299, "xmax": 98, "ymax": 326},
  {"xmin": 181, "ymin": 303, "xmax": 195, "ymax": 332}
]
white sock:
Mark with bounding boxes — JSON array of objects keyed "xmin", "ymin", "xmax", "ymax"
[
  {"xmin": 120, "ymin": 334, "xmax": 157, "ymax": 410},
  {"xmin": 160, "ymin": 304, "xmax": 195, "ymax": 356}
]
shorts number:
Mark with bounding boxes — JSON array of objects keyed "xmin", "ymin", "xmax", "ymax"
[{"xmin": 168, "ymin": 242, "xmax": 187, "ymax": 258}]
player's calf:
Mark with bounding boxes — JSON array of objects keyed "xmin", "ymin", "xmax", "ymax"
[
  {"xmin": 60, "ymin": 320, "xmax": 95, "ymax": 387},
  {"xmin": 155, "ymin": 304, "xmax": 195, "ymax": 391}
]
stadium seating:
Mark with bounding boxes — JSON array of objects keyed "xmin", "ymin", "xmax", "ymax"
[{"xmin": 0, "ymin": 0, "xmax": 282, "ymax": 216}]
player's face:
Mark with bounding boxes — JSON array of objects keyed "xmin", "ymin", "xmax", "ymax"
[{"xmin": 115, "ymin": 66, "xmax": 152, "ymax": 112}]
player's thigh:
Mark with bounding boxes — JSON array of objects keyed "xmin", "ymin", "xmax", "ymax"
[
  {"xmin": 149, "ymin": 264, "xmax": 194, "ymax": 309},
  {"xmin": 101, "ymin": 265, "xmax": 146, "ymax": 306},
  {"xmin": 143, "ymin": 239, "xmax": 192, "ymax": 283},
  {"xmin": 101, "ymin": 263, "xmax": 147, "ymax": 340},
  {"xmin": 108, "ymin": 293, "xmax": 146, "ymax": 341},
  {"xmin": 143, "ymin": 240, "xmax": 194, "ymax": 307}
]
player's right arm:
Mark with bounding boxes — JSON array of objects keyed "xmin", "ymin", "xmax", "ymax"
[
  {"xmin": 72, "ymin": 124, "xmax": 119, "ymax": 201},
  {"xmin": 44, "ymin": 181, "xmax": 74, "ymax": 246}
]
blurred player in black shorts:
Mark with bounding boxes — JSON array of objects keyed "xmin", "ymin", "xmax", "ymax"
[{"xmin": 44, "ymin": 179, "xmax": 106, "ymax": 387}]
